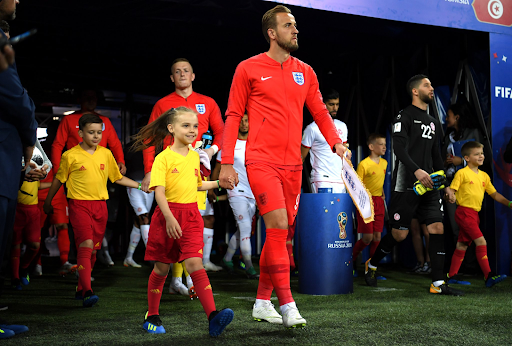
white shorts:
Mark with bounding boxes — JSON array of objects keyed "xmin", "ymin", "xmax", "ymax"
[
  {"xmin": 229, "ymin": 196, "xmax": 257, "ymax": 226},
  {"xmin": 127, "ymin": 184, "xmax": 155, "ymax": 216},
  {"xmin": 199, "ymin": 198, "xmax": 214, "ymax": 217},
  {"xmin": 311, "ymin": 181, "xmax": 347, "ymax": 194}
]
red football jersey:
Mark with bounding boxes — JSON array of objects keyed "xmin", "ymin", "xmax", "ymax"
[
  {"xmin": 223, "ymin": 53, "xmax": 340, "ymax": 166},
  {"xmin": 142, "ymin": 91, "xmax": 224, "ymax": 174}
]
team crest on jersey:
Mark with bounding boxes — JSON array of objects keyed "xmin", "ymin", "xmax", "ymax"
[
  {"xmin": 292, "ymin": 72, "xmax": 304, "ymax": 85},
  {"xmin": 195, "ymin": 104, "xmax": 206, "ymax": 114},
  {"xmin": 394, "ymin": 213, "xmax": 400, "ymax": 221},
  {"xmin": 195, "ymin": 169, "xmax": 199, "ymax": 177},
  {"xmin": 100, "ymin": 164, "xmax": 104, "ymax": 170},
  {"xmin": 258, "ymin": 192, "xmax": 268, "ymax": 206},
  {"xmin": 430, "ymin": 122, "xmax": 435, "ymax": 132}
]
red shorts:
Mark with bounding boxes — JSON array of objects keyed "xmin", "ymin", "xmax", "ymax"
[
  {"xmin": 68, "ymin": 199, "xmax": 108, "ymax": 249},
  {"xmin": 145, "ymin": 202, "xmax": 204, "ymax": 264},
  {"xmin": 357, "ymin": 196, "xmax": 385, "ymax": 234},
  {"xmin": 13, "ymin": 204, "xmax": 41, "ymax": 244},
  {"xmin": 246, "ymin": 162, "xmax": 302, "ymax": 226},
  {"xmin": 455, "ymin": 206, "xmax": 482, "ymax": 245},
  {"xmin": 38, "ymin": 186, "xmax": 69, "ymax": 228}
]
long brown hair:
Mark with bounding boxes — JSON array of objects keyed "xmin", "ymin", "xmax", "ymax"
[{"xmin": 131, "ymin": 106, "xmax": 195, "ymax": 152}]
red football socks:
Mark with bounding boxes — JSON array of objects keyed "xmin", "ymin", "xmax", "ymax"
[
  {"xmin": 77, "ymin": 247, "xmax": 93, "ymax": 293},
  {"xmin": 352, "ymin": 239, "xmax": 369, "ymax": 261},
  {"xmin": 476, "ymin": 245, "xmax": 491, "ymax": 280},
  {"xmin": 448, "ymin": 249, "xmax": 465, "ymax": 278},
  {"xmin": 287, "ymin": 223, "xmax": 296, "ymax": 270},
  {"xmin": 57, "ymin": 228, "xmax": 70, "ymax": 265},
  {"xmin": 21, "ymin": 246, "xmax": 39, "ymax": 270},
  {"xmin": 259, "ymin": 228, "xmax": 293, "ymax": 306},
  {"xmin": 147, "ymin": 270, "xmax": 167, "ymax": 316},
  {"xmin": 10, "ymin": 247, "xmax": 20, "ymax": 280},
  {"xmin": 190, "ymin": 269, "xmax": 216, "ymax": 319}
]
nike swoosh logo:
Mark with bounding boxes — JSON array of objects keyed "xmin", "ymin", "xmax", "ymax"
[{"xmin": 261, "ymin": 76, "xmax": 272, "ymax": 81}]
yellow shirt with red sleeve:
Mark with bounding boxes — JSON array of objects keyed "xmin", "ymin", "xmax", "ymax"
[
  {"xmin": 17, "ymin": 181, "xmax": 40, "ymax": 205},
  {"xmin": 356, "ymin": 157, "xmax": 387, "ymax": 197},
  {"xmin": 51, "ymin": 111, "xmax": 125, "ymax": 173},
  {"xmin": 142, "ymin": 92, "xmax": 225, "ymax": 174},
  {"xmin": 450, "ymin": 166, "xmax": 496, "ymax": 212},
  {"xmin": 56, "ymin": 145, "xmax": 123, "ymax": 200},
  {"xmin": 149, "ymin": 147, "xmax": 202, "ymax": 203}
]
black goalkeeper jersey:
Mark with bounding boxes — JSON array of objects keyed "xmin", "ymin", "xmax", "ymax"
[{"xmin": 391, "ymin": 104, "xmax": 444, "ymax": 192}]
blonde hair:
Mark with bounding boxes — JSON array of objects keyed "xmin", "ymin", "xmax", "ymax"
[{"xmin": 262, "ymin": 5, "xmax": 292, "ymax": 44}]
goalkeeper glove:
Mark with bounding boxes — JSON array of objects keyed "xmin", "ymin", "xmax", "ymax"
[{"xmin": 413, "ymin": 170, "xmax": 447, "ymax": 196}]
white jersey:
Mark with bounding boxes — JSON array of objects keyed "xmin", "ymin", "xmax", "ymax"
[
  {"xmin": 302, "ymin": 119, "xmax": 348, "ymax": 183},
  {"xmin": 217, "ymin": 139, "xmax": 254, "ymax": 199}
]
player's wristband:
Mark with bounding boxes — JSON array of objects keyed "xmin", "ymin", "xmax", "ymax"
[
  {"xmin": 216, "ymin": 180, "xmax": 220, "ymax": 190},
  {"xmin": 508, "ymin": 201, "xmax": 512, "ymax": 208},
  {"xmin": 138, "ymin": 183, "xmax": 142, "ymax": 190},
  {"xmin": 216, "ymin": 196, "xmax": 219, "ymax": 203}
]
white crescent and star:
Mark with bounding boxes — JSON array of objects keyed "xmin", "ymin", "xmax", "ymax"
[{"xmin": 488, "ymin": 0, "xmax": 503, "ymax": 20}]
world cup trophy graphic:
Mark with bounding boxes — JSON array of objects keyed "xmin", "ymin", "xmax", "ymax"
[{"xmin": 337, "ymin": 212, "xmax": 348, "ymax": 239}]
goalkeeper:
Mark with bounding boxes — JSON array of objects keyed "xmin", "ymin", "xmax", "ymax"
[{"xmin": 364, "ymin": 75, "xmax": 463, "ymax": 296}]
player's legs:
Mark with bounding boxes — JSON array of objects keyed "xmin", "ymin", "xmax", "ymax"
[
  {"xmin": 201, "ymin": 199, "xmax": 220, "ymax": 271},
  {"xmin": 225, "ymin": 196, "xmax": 257, "ymax": 274},
  {"xmin": 144, "ymin": 261, "xmax": 169, "ymax": 334},
  {"xmin": 19, "ymin": 206, "xmax": 41, "ymax": 285},
  {"xmin": 365, "ymin": 192, "xmax": 416, "ymax": 287},
  {"xmin": 10, "ymin": 209, "xmax": 24, "ymax": 288},
  {"xmin": 287, "ymin": 220, "xmax": 296, "ymax": 272},
  {"xmin": 410, "ymin": 218, "xmax": 426, "ymax": 271},
  {"xmin": 126, "ymin": 185, "xmax": 153, "ymax": 267},
  {"xmin": 248, "ymin": 163, "xmax": 304, "ymax": 328}
]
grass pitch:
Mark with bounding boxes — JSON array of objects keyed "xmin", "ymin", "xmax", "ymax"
[{"xmin": 2, "ymin": 256, "xmax": 512, "ymax": 346}]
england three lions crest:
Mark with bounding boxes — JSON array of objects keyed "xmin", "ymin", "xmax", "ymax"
[
  {"xmin": 292, "ymin": 72, "xmax": 304, "ymax": 86},
  {"xmin": 195, "ymin": 104, "xmax": 206, "ymax": 114}
]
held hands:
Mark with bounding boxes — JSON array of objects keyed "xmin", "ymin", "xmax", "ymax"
[
  {"xmin": 141, "ymin": 172, "xmax": 151, "ymax": 193},
  {"xmin": 165, "ymin": 214, "xmax": 182, "ymax": 239},
  {"xmin": 444, "ymin": 187, "xmax": 456, "ymax": 204},
  {"xmin": 25, "ymin": 163, "xmax": 49, "ymax": 182},
  {"xmin": 219, "ymin": 164, "xmax": 238, "ymax": 189}
]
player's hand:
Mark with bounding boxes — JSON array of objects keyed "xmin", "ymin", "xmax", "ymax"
[
  {"xmin": 0, "ymin": 44, "xmax": 15, "ymax": 72},
  {"xmin": 22, "ymin": 146, "xmax": 35, "ymax": 172},
  {"xmin": 141, "ymin": 172, "xmax": 151, "ymax": 193},
  {"xmin": 43, "ymin": 202, "xmax": 54, "ymax": 215},
  {"xmin": 203, "ymin": 147, "xmax": 214, "ymax": 161},
  {"xmin": 345, "ymin": 149, "xmax": 352, "ymax": 161},
  {"xmin": 207, "ymin": 189, "xmax": 216, "ymax": 204},
  {"xmin": 219, "ymin": 164, "xmax": 238, "ymax": 188},
  {"xmin": 414, "ymin": 169, "xmax": 433, "ymax": 189},
  {"xmin": 445, "ymin": 155, "xmax": 462, "ymax": 166},
  {"xmin": 227, "ymin": 176, "xmax": 236, "ymax": 190},
  {"xmin": 165, "ymin": 215, "xmax": 182, "ymax": 239},
  {"xmin": 118, "ymin": 162, "xmax": 127, "ymax": 175},
  {"xmin": 25, "ymin": 163, "xmax": 49, "ymax": 182},
  {"xmin": 333, "ymin": 143, "xmax": 347, "ymax": 158}
]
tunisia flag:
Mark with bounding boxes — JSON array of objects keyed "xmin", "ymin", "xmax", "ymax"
[{"xmin": 472, "ymin": 0, "xmax": 512, "ymax": 27}]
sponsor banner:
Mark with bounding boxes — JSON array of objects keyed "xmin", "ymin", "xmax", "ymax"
[
  {"xmin": 490, "ymin": 32, "xmax": 512, "ymax": 274},
  {"xmin": 340, "ymin": 156, "xmax": 374, "ymax": 223},
  {"xmin": 268, "ymin": 0, "xmax": 512, "ymax": 34}
]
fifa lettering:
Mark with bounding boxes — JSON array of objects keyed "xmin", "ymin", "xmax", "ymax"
[{"xmin": 495, "ymin": 86, "xmax": 512, "ymax": 99}]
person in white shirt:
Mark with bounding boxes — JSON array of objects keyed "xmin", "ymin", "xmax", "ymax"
[
  {"xmin": 301, "ymin": 89, "xmax": 350, "ymax": 192},
  {"xmin": 212, "ymin": 114, "xmax": 259, "ymax": 279}
]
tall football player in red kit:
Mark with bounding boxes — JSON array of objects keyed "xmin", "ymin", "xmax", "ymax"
[{"xmin": 219, "ymin": 5, "xmax": 346, "ymax": 329}]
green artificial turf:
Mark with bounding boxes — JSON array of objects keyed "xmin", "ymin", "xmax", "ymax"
[{"xmin": 2, "ymin": 257, "xmax": 512, "ymax": 345}]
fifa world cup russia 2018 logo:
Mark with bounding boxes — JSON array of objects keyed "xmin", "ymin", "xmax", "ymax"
[{"xmin": 337, "ymin": 212, "xmax": 348, "ymax": 239}]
